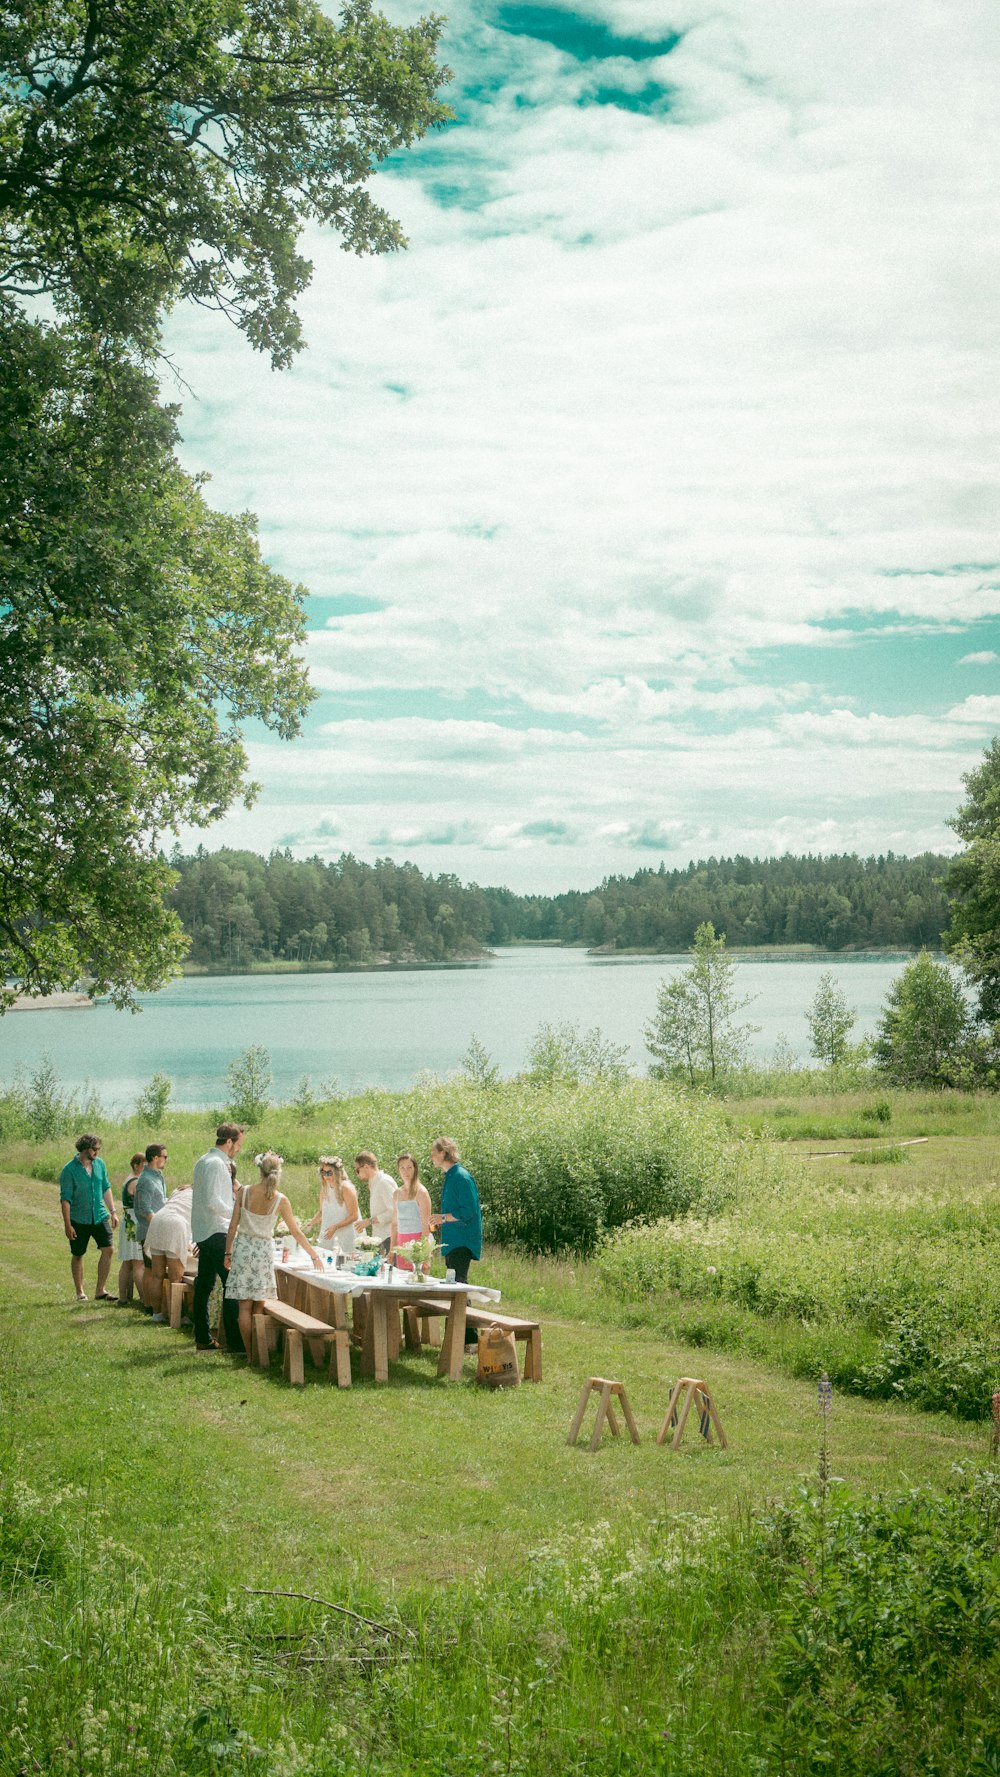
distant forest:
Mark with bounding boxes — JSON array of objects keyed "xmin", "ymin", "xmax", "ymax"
[{"xmin": 167, "ymin": 847, "xmax": 953, "ymax": 969}]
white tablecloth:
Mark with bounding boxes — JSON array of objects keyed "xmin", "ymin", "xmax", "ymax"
[{"xmin": 275, "ymin": 1256, "xmax": 501, "ymax": 1307}]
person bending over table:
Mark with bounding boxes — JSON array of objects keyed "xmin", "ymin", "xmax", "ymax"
[
  {"xmin": 225, "ymin": 1150, "xmax": 322, "ymax": 1360},
  {"xmin": 304, "ymin": 1156, "xmax": 363, "ymax": 1257},
  {"xmin": 144, "ymin": 1185, "xmax": 195, "ymax": 1321},
  {"xmin": 429, "ymin": 1137, "xmax": 482, "ymax": 1285}
]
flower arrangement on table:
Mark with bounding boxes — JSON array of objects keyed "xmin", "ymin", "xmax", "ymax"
[
  {"xmin": 394, "ymin": 1233, "xmax": 436, "ymax": 1278},
  {"xmin": 353, "ymin": 1231, "xmax": 383, "ymax": 1276}
]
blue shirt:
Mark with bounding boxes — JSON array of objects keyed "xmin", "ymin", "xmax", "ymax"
[
  {"xmin": 59, "ymin": 1155, "xmax": 111, "ymax": 1225},
  {"xmin": 440, "ymin": 1163, "xmax": 482, "ymax": 1260},
  {"xmin": 134, "ymin": 1166, "xmax": 167, "ymax": 1243}
]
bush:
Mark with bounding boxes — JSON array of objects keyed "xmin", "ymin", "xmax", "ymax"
[
  {"xmin": 135, "ymin": 1070, "xmax": 173, "ymax": 1123},
  {"xmin": 754, "ymin": 1471, "xmax": 1000, "ymax": 1774},
  {"xmin": 306, "ymin": 1077, "xmax": 773, "ymax": 1254}
]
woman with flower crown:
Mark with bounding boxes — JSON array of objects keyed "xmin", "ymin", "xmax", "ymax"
[
  {"xmin": 224, "ymin": 1150, "xmax": 322, "ymax": 1359},
  {"xmin": 304, "ymin": 1156, "xmax": 362, "ymax": 1258}
]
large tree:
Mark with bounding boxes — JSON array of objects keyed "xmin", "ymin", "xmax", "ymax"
[
  {"xmin": 2, "ymin": 0, "xmax": 451, "ymax": 362},
  {"xmin": 1, "ymin": 0, "xmax": 450, "ymax": 1007},
  {"xmin": 945, "ymin": 737, "xmax": 1000, "ymax": 1025}
]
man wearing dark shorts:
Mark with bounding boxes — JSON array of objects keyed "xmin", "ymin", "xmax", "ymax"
[{"xmin": 59, "ymin": 1134, "xmax": 119, "ymax": 1303}]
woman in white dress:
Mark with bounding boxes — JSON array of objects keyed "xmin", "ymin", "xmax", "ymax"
[
  {"xmin": 224, "ymin": 1151, "xmax": 321, "ymax": 1358},
  {"xmin": 116, "ymin": 1153, "xmax": 147, "ymax": 1305},
  {"xmin": 304, "ymin": 1156, "xmax": 362, "ymax": 1257},
  {"xmin": 391, "ymin": 1152, "xmax": 433, "ymax": 1271}
]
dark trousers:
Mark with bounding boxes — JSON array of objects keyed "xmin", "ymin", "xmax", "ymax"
[
  {"xmin": 445, "ymin": 1245, "xmax": 475, "ymax": 1284},
  {"xmin": 193, "ymin": 1232, "xmax": 241, "ymax": 1348}
]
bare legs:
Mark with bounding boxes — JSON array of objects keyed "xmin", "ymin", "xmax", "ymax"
[
  {"xmin": 117, "ymin": 1257, "xmax": 145, "ymax": 1303},
  {"xmin": 238, "ymin": 1299, "xmax": 262, "ymax": 1359}
]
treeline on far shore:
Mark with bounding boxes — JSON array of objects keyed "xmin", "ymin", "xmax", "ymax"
[{"xmin": 165, "ymin": 845, "xmax": 952, "ymax": 970}]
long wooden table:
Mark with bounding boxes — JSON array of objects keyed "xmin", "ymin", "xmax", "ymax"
[{"xmin": 274, "ymin": 1260, "xmax": 501, "ymax": 1383}]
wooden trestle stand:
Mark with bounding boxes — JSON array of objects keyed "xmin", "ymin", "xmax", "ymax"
[
  {"xmin": 567, "ymin": 1377, "xmax": 641, "ymax": 1451},
  {"xmin": 657, "ymin": 1377, "xmax": 727, "ymax": 1450}
]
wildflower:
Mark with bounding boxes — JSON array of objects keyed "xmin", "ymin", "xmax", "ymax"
[{"xmin": 818, "ymin": 1371, "xmax": 832, "ymax": 1413}]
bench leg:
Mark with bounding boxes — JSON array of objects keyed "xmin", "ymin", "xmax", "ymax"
[
  {"xmin": 254, "ymin": 1313, "xmax": 271, "ymax": 1369},
  {"xmin": 168, "ymin": 1281, "xmax": 183, "ymax": 1331},
  {"xmin": 525, "ymin": 1328, "xmax": 542, "ymax": 1383},
  {"xmin": 329, "ymin": 1329, "xmax": 352, "ymax": 1388},
  {"xmin": 283, "ymin": 1327, "xmax": 305, "ymax": 1385}
]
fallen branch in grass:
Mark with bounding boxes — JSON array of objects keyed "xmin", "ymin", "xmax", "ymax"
[
  {"xmin": 243, "ymin": 1587, "xmax": 415, "ymax": 1641},
  {"xmin": 807, "ymin": 1137, "xmax": 929, "ymax": 1158}
]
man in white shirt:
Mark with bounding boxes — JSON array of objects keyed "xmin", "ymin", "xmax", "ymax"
[
  {"xmin": 191, "ymin": 1122, "xmax": 244, "ymax": 1352},
  {"xmin": 354, "ymin": 1150, "xmax": 396, "ymax": 1254}
]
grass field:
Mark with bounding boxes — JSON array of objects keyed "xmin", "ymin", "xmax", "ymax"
[{"xmin": 4, "ymin": 1087, "xmax": 1000, "ymax": 1772}]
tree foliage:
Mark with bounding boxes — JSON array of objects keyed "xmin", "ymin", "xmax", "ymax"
[
  {"xmin": 946, "ymin": 736, "xmax": 1000, "ymax": 1025},
  {"xmin": 0, "ymin": 317, "xmax": 312, "ymax": 1006},
  {"xmin": 1, "ymin": 0, "xmax": 450, "ymax": 1007},
  {"xmin": 645, "ymin": 922, "xmax": 758, "ymax": 1084},
  {"xmin": 871, "ymin": 951, "xmax": 972, "ymax": 1087},
  {"xmin": 484, "ymin": 851, "xmax": 950, "ymax": 952},
  {"xmin": 806, "ymin": 970, "xmax": 857, "ymax": 1068},
  {"xmin": 2, "ymin": 0, "xmax": 452, "ymax": 363}
]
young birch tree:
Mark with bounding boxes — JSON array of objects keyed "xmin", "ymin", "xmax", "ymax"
[{"xmin": 645, "ymin": 923, "xmax": 758, "ymax": 1085}]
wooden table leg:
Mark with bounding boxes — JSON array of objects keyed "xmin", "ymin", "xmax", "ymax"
[
  {"xmin": 359, "ymin": 1293, "xmax": 376, "ymax": 1378},
  {"xmin": 438, "ymin": 1290, "xmax": 468, "ymax": 1380},
  {"xmin": 372, "ymin": 1295, "xmax": 389, "ymax": 1383}
]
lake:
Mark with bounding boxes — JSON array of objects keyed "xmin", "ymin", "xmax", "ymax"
[{"xmin": 0, "ymin": 948, "xmax": 917, "ymax": 1111}]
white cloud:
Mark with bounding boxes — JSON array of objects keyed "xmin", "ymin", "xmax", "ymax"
[
  {"xmin": 958, "ymin": 651, "xmax": 999, "ymax": 667},
  {"xmin": 165, "ymin": 0, "xmax": 1000, "ymax": 888}
]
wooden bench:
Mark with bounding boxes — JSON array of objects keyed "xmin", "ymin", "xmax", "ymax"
[
  {"xmin": 411, "ymin": 1299, "xmax": 542, "ymax": 1382},
  {"xmin": 165, "ymin": 1273, "xmax": 197, "ymax": 1330},
  {"xmin": 254, "ymin": 1298, "xmax": 352, "ymax": 1387}
]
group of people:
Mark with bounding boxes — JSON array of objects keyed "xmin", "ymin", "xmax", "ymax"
[{"xmin": 58, "ymin": 1127, "xmax": 483, "ymax": 1359}]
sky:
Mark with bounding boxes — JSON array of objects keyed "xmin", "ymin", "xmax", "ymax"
[{"xmin": 168, "ymin": 0, "xmax": 1000, "ymax": 893}]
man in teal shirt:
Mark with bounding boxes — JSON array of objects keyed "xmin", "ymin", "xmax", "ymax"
[
  {"xmin": 429, "ymin": 1136, "xmax": 482, "ymax": 1284},
  {"xmin": 59, "ymin": 1133, "xmax": 118, "ymax": 1303}
]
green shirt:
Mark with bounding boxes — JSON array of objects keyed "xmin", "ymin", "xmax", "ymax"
[{"xmin": 59, "ymin": 1156, "xmax": 111, "ymax": 1225}]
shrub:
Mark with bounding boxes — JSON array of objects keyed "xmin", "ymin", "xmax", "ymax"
[{"xmin": 135, "ymin": 1070, "xmax": 172, "ymax": 1123}]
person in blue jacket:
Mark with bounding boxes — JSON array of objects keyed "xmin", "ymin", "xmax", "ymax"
[{"xmin": 429, "ymin": 1137, "xmax": 482, "ymax": 1284}]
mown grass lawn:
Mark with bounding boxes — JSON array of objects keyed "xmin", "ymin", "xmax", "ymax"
[{"xmin": 1, "ymin": 1168, "xmax": 984, "ymax": 1594}]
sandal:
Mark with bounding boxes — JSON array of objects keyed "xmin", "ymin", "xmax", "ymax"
[
  {"xmin": 75, "ymin": 1292, "xmax": 88, "ymax": 1303},
  {"xmin": 95, "ymin": 1291, "xmax": 115, "ymax": 1302}
]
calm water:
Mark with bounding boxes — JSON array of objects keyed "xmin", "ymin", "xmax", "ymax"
[{"xmin": 0, "ymin": 948, "xmax": 915, "ymax": 1111}]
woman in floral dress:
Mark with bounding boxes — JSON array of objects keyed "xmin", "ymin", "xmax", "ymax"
[{"xmin": 224, "ymin": 1151, "xmax": 322, "ymax": 1358}]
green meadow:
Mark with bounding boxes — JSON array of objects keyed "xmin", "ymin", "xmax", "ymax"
[{"xmin": 3, "ymin": 1080, "xmax": 1000, "ymax": 1773}]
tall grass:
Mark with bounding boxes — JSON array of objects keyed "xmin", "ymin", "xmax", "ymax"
[{"xmin": 3, "ymin": 1458, "xmax": 999, "ymax": 1776}]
